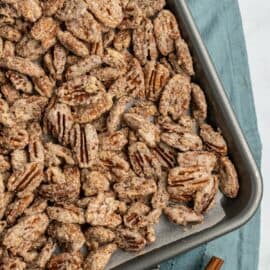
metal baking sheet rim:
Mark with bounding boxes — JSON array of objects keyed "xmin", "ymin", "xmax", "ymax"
[{"xmin": 111, "ymin": 0, "xmax": 263, "ymax": 269}]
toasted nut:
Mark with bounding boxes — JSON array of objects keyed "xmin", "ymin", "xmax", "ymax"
[
  {"xmin": 86, "ymin": 0, "xmax": 123, "ymax": 28},
  {"xmin": 200, "ymin": 123, "xmax": 228, "ymax": 155},
  {"xmin": 133, "ymin": 18, "xmax": 158, "ymax": 65},
  {"xmin": 218, "ymin": 156, "xmax": 239, "ymax": 198},
  {"xmin": 57, "ymin": 30, "xmax": 89, "ymax": 57},
  {"xmin": 154, "ymin": 10, "xmax": 180, "ymax": 56},
  {"xmin": 159, "ymin": 74, "xmax": 191, "ymax": 120},
  {"xmin": 70, "ymin": 123, "xmax": 99, "ymax": 168},
  {"xmin": 191, "ymin": 83, "xmax": 207, "ymax": 123},
  {"xmin": 164, "ymin": 205, "xmax": 204, "ymax": 226},
  {"xmin": 0, "ymin": 56, "xmax": 45, "ymax": 77},
  {"xmin": 83, "ymin": 243, "xmax": 117, "ymax": 270}
]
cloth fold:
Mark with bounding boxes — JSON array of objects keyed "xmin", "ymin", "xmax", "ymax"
[{"xmin": 160, "ymin": 0, "xmax": 262, "ymax": 269}]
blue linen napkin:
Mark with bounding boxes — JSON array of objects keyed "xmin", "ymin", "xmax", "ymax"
[{"xmin": 160, "ymin": 0, "xmax": 262, "ymax": 269}]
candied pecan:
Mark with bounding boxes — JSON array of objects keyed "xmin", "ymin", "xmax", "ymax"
[
  {"xmin": 103, "ymin": 29, "xmax": 115, "ymax": 48},
  {"xmin": 103, "ymin": 48, "xmax": 127, "ymax": 70},
  {"xmin": 0, "ymin": 126, "xmax": 29, "ymax": 150},
  {"xmin": 159, "ymin": 74, "xmax": 191, "ymax": 120},
  {"xmin": 6, "ymin": 70, "xmax": 33, "ymax": 94},
  {"xmin": 109, "ymin": 57, "xmax": 145, "ymax": 99},
  {"xmin": 65, "ymin": 55, "xmax": 102, "ymax": 80},
  {"xmin": 140, "ymin": 225, "xmax": 156, "ymax": 244},
  {"xmin": 3, "ymin": 213, "xmax": 49, "ymax": 256},
  {"xmin": 167, "ymin": 186, "xmax": 193, "ymax": 203},
  {"xmin": 168, "ymin": 166, "xmax": 210, "ymax": 198},
  {"xmin": 55, "ymin": 0, "xmax": 87, "ymax": 21},
  {"xmin": 116, "ymin": 228, "xmax": 146, "ymax": 252},
  {"xmin": 191, "ymin": 83, "xmax": 207, "ymax": 123},
  {"xmin": 151, "ymin": 173, "xmax": 169, "ymax": 209},
  {"xmin": 154, "ymin": 10, "xmax": 180, "ymax": 56},
  {"xmin": 124, "ymin": 113, "xmax": 160, "ymax": 147},
  {"xmin": 161, "ymin": 132, "xmax": 203, "ymax": 151},
  {"xmin": 0, "ymin": 56, "xmax": 45, "ymax": 77},
  {"xmin": 70, "ymin": 123, "xmax": 98, "ymax": 168},
  {"xmin": 177, "ymin": 151, "xmax": 217, "ymax": 173},
  {"xmin": 175, "ymin": 38, "xmax": 195, "ymax": 76},
  {"xmin": 114, "ymin": 176, "xmax": 157, "ymax": 200},
  {"xmin": 35, "ymin": 238, "xmax": 56, "ymax": 269},
  {"xmin": 66, "ymin": 11, "xmax": 101, "ymax": 43},
  {"xmin": 41, "ymin": 0, "xmax": 65, "ymax": 16},
  {"xmin": 1, "ymin": 40, "xmax": 15, "ymax": 57},
  {"xmin": 128, "ymin": 100, "xmax": 158, "ymax": 118},
  {"xmin": 0, "ymin": 154, "xmax": 10, "ymax": 173},
  {"xmin": 40, "ymin": 166, "xmax": 80, "ymax": 202},
  {"xmin": 98, "ymin": 150, "xmax": 130, "ymax": 181},
  {"xmin": 99, "ymin": 129, "xmax": 128, "ymax": 152},
  {"xmin": 48, "ymin": 222, "xmax": 85, "ymax": 252},
  {"xmin": 11, "ymin": 96, "xmax": 48, "ymax": 122},
  {"xmin": 107, "ymin": 96, "xmax": 131, "ymax": 133},
  {"xmin": 119, "ymin": 0, "xmax": 143, "ymax": 30},
  {"xmin": 151, "ymin": 142, "xmax": 176, "ymax": 169},
  {"xmin": 57, "ymin": 31, "xmax": 89, "ymax": 57},
  {"xmin": 0, "ymin": 97, "xmax": 15, "ymax": 127},
  {"xmin": 10, "ymin": 149, "xmax": 28, "ymax": 172},
  {"xmin": 0, "ymin": 191, "xmax": 13, "ymax": 220},
  {"xmin": 57, "ymin": 75, "xmax": 105, "ymax": 105},
  {"xmin": 7, "ymin": 162, "xmax": 43, "ymax": 198},
  {"xmin": 128, "ymin": 142, "xmax": 162, "ymax": 178},
  {"xmin": 31, "ymin": 16, "xmax": 58, "ymax": 50},
  {"xmin": 45, "ymin": 102, "xmax": 73, "ymax": 145},
  {"xmin": 73, "ymin": 92, "xmax": 113, "ymax": 123},
  {"xmin": 18, "ymin": 0, "xmax": 42, "ymax": 22},
  {"xmin": 86, "ymin": 0, "xmax": 123, "ymax": 28},
  {"xmin": 133, "ymin": 18, "xmax": 158, "ymax": 65},
  {"xmin": 123, "ymin": 202, "xmax": 151, "ymax": 228},
  {"xmin": 47, "ymin": 252, "xmax": 83, "ymax": 270},
  {"xmin": 1, "ymin": 255, "xmax": 27, "ymax": 270},
  {"xmin": 24, "ymin": 197, "xmax": 48, "ymax": 216},
  {"xmin": 194, "ymin": 175, "xmax": 218, "ymax": 213},
  {"xmin": 218, "ymin": 156, "xmax": 239, "ymax": 198},
  {"xmin": 0, "ymin": 2, "xmax": 18, "ymax": 26},
  {"xmin": 44, "ymin": 142, "xmax": 74, "ymax": 167},
  {"xmin": 83, "ymin": 243, "xmax": 117, "ymax": 270},
  {"xmin": 200, "ymin": 123, "xmax": 228, "ymax": 155},
  {"xmin": 16, "ymin": 35, "xmax": 45, "ymax": 60},
  {"xmin": 47, "ymin": 202, "xmax": 85, "ymax": 224},
  {"xmin": 90, "ymin": 67, "xmax": 124, "ymax": 86},
  {"xmin": 44, "ymin": 44, "xmax": 67, "ymax": 81},
  {"xmin": 164, "ymin": 205, "xmax": 204, "ymax": 226},
  {"xmin": 0, "ymin": 25, "xmax": 21, "ymax": 42},
  {"xmin": 158, "ymin": 115, "xmax": 195, "ymax": 134},
  {"xmin": 5, "ymin": 194, "xmax": 34, "ymax": 224},
  {"xmin": 33, "ymin": 75, "xmax": 55, "ymax": 97},
  {"xmin": 84, "ymin": 226, "xmax": 115, "ymax": 246},
  {"xmin": 133, "ymin": 0, "xmax": 165, "ymax": 17},
  {"xmin": 85, "ymin": 192, "xmax": 122, "ymax": 228},
  {"xmin": 89, "ymin": 36, "xmax": 104, "ymax": 57},
  {"xmin": 144, "ymin": 61, "xmax": 170, "ymax": 101},
  {"xmin": 113, "ymin": 30, "xmax": 131, "ymax": 51}
]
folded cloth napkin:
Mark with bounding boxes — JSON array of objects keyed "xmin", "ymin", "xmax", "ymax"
[{"xmin": 160, "ymin": 0, "xmax": 262, "ymax": 269}]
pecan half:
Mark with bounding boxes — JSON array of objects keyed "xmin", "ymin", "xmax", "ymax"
[
  {"xmin": 200, "ymin": 123, "xmax": 228, "ymax": 155},
  {"xmin": 70, "ymin": 123, "xmax": 99, "ymax": 168},
  {"xmin": 154, "ymin": 10, "xmax": 180, "ymax": 56},
  {"xmin": 218, "ymin": 156, "xmax": 239, "ymax": 198},
  {"xmin": 159, "ymin": 74, "xmax": 191, "ymax": 120}
]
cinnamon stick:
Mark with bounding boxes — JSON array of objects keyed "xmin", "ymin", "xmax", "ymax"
[{"xmin": 204, "ymin": 256, "xmax": 224, "ymax": 270}]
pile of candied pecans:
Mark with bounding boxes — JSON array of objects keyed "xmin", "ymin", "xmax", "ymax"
[{"xmin": 0, "ymin": 0, "xmax": 239, "ymax": 269}]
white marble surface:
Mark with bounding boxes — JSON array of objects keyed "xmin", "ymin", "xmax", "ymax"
[{"xmin": 238, "ymin": 1, "xmax": 270, "ymax": 269}]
